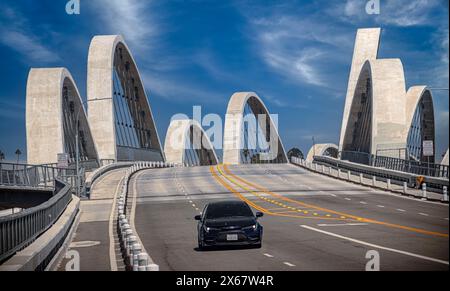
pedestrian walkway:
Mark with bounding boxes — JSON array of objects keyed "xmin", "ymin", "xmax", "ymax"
[{"xmin": 57, "ymin": 169, "xmax": 126, "ymax": 271}]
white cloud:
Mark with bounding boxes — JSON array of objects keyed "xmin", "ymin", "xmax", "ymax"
[
  {"xmin": 337, "ymin": 0, "xmax": 443, "ymax": 27},
  {"xmin": 0, "ymin": 6, "xmax": 60, "ymax": 63},
  {"xmin": 90, "ymin": 0, "xmax": 161, "ymax": 53}
]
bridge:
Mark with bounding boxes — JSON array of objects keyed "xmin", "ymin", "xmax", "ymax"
[{"xmin": 0, "ymin": 27, "xmax": 448, "ymax": 272}]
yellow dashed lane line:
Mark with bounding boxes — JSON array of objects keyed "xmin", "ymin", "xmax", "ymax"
[
  {"xmin": 219, "ymin": 164, "xmax": 449, "ymax": 238},
  {"xmin": 210, "ymin": 165, "xmax": 350, "ymax": 221}
]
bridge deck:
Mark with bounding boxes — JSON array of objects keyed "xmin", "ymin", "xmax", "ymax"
[{"xmin": 132, "ymin": 164, "xmax": 448, "ymax": 271}]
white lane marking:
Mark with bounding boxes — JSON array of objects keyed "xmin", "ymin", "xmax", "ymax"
[
  {"xmin": 345, "ymin": 198, "xmax": 351, "ymax": 201},
  {"xmin": 419, "ymin": 213, "xmax": 429, "ymax": 217},
  {"xmin": 301, "ymin": 225, "xmax": 449, "ymax": 266},
  {"xmin": 264, "ymin": 253, "xmax": 274, "ymax": 258},
  {"xmin": 445, "ymin": 218, "xmax": 449, "ymax": 221},
  {"xmin": 396, "ymin": 209, "xmax": 406, "ymax": 212},
  {"xmin": 377, "ymin": 205, "xmax": 385, "ymax": 208},
  {"xmin": 317, "ymin": 223, "xmax": 369, "ymax": 227},
  {"xmin": 330, "ymin": 194, "xmax": 337, "ymax": 197},
  {"xmin": 283, "ymin": 262, "xmax": 296, "ymax": 267},
  {"xmin": 360, "ymin": 201, "xmax": 367, "ymax": 205}
]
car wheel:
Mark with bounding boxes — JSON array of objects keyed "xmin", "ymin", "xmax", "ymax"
[
  {"xmin": 198, "ymin": 239, "xmax": 204, "ymax": 250},
  {"xmin": 254, "ymin": 242, "xmax": 262, "ymax": 249}
]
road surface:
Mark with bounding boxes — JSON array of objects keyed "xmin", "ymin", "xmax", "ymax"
[{"xmin": 131, "ymin": 164, "xmax": 449, "ymax": 271}]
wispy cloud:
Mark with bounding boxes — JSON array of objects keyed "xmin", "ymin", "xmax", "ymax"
[
  {"xmin": 89, "ymin": 0, "xmax": 162, "ymax": 53},
  {"xmin": 0, "ymin": 5, "xmax": 60, "ymax": 63},
  {"xmin": 337, "ymin": 0, "xmax": 443, "ymax": 27}
]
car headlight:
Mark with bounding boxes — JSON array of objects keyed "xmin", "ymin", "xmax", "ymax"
[
  {"xmin": 243, "ymin": 224, "xmax": 258, "ymax": 231},
  {"xmin": 203, "ymin": 225, "xmax": 217, "ymax": 232}
]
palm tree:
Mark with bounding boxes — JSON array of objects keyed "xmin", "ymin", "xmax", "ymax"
[
  {"xmin": 15, "ymin": 149, "xmax": 22, "ymax": 164},
  {"xmin": 0, "ymin": 150, "xmax": 5, "ymax": 161}
]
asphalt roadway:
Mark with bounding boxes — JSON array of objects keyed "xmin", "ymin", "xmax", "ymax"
[{"xmin": 131, "ymin": 164, "xmax": 449, "ymax": 271}]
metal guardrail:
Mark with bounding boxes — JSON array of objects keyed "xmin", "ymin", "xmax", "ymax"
[
  {"xmin": 291, "ymin": 156, "xmax": 448, "ymax": 201},
  {"xmin": 0, "ymin": 179, "xmax": 73, "ymax": 263},
  {"xmin": 340, "ymin": 151, "xmax": 449, "ymax": 178},
  {"xmin": 0, "ymin": 162, "xmax": 83, "ymax": 197},
  {"xmin": 308, "ymin": 155, "xmax": 449, "ymax": 193}
]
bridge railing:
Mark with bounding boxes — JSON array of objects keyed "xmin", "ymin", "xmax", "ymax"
[
  {"xmin": 340, "ymin": 151, "xmax": 449, "ymax": 178},
  {"xmin": 0, "ymin": 162, "xmax": 78, "ymax": 190},
  {"xmin": 0, "ymin": 179, "xmax": 72, "ymax": 263}
]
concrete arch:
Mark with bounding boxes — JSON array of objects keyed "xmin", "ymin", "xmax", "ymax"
[
  {"xmin": 404, "ymin": 86, "xmax": 435, "ymax": 162},
  {"xmin": 223, "ymin": 92, "xmax": 288, "ymax": 164},
  {"xmin": 87, "ymin": 35, "xmax": 164, "ymax": 162},
  {"xmin": 306, "ymin": 143, "xmax": 338, "ymax": 162},
  {"xmin": 442, "ymin": 149, "xmax": 449, "ymax": 165},
  {"xmin": 339, "ymin": 28, "xmax": 381, "ymax": 152},
  {"xmin": 164, "ymin": 119, "xmax": 218, "ymax": 166},
  {"xmin": 340, "ymin": 27, "xmax": 439, "ymax": 164},
  {"xmin": 26, "ymin": 68, "xmax": 98, "ymax": 168},
  {"xmin": 342, "ymin": 59, "xmax": 407, "ymax": 157}
]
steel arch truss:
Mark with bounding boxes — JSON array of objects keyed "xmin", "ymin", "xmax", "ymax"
[
  {"xmin": 164, "ymin": 119, "xmax": 218, "ymax": 166},
  {"xmin": 26, "ymin": 68, "xmax": 99, "ymax": 168},
  {"xmin": 223, "ymin": 92, "xmax": 288, "ymax": 165}
]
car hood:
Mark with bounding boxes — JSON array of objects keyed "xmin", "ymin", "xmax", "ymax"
[{"xmin": 205, "ymin": 217, "xmax": 256, "ymax": 228}]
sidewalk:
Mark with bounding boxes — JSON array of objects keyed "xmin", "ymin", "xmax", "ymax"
[{"xmin": 57, "ymin": 169, "xmax": 126, "ymax": 271}]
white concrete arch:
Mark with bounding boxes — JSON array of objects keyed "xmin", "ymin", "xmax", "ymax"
[
  {"xmin": 223, "ymin": 92, "xmax": 288, "ymax": 164},
  {"xmin": 164, "ymin": 119, "xmax": 218, "ymax": 166},
  {"xmin": 342, "ymin": 58, "xmax": 407, "ymax": 157},
  {"xmin": 404, "ymin": 86, "xmax": 435, "ymax": 162},
  {"xmin": 339, "ymin": 28, "xmax": 381, "ymax": 152},
  {"xmin": 340, "ymin": 27, "xmax": 438, "ymax": 163},
  {"xmin": 442, "ymin": 149, "xmax": 449, "ymax": 165},
  {"xmin": 87, "ymin": 35, "xmax": 164, "ymax": 162},
  {"xmin": 306, "ymin": 143, "xmax": 338, "ymax": 162},
  {"xmin": 26, "ymin": 68, "xmax": 98, "ymax": 167}
]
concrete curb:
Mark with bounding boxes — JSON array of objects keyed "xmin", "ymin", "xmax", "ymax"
[{"xmin": 117, "ymin": 161, "xmax": 181, "ymax": 271}]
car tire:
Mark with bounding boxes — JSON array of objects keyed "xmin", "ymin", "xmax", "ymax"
[
  {"xmin": 254, "ymin": 242, "xmax": 262, "ymax": 248},
  {"xmin": 198, "ymin": 239, "xmax": 204, "ymax": 250}
]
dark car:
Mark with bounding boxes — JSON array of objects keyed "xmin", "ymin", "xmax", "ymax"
[{"xmin": 195, "ymin": 200, "xmax": 264, "ymax": 249}]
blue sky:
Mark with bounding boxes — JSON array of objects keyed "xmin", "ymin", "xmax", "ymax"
[{"xmin": 0, "ymin": 0, "xmax": 448, "ymax": 162}]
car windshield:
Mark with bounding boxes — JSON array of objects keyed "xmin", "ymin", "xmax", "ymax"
[{"xmin": 206, "ymin": 203, "xmax": 253, "ymax": 219}]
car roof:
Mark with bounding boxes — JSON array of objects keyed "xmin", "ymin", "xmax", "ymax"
[{"xmin": 207, "ymin": 200, "xmax": 248, "ymax": 207}]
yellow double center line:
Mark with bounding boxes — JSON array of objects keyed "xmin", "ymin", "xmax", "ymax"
[{"xmin": 210, "ymin": 164, "xmax": 449, "ymax": 238}]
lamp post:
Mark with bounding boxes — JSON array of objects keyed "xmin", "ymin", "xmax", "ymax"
[{"xmin": 74, "ymin": 97, "xmax": 112, "ymax": 196}]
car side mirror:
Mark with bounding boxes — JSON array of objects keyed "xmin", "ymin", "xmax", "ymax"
[
  {"xmin": 194, "ymin": 215, "xmax": 202, "ymax": 221},
  {"xmin": 256, "ymin": 212, "xmax": 264, "ymax": 218}
]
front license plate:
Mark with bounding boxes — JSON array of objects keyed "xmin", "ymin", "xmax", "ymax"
[{"xmin": 227, "ymin": 234, "xmax": 238, "ymax": 241}]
